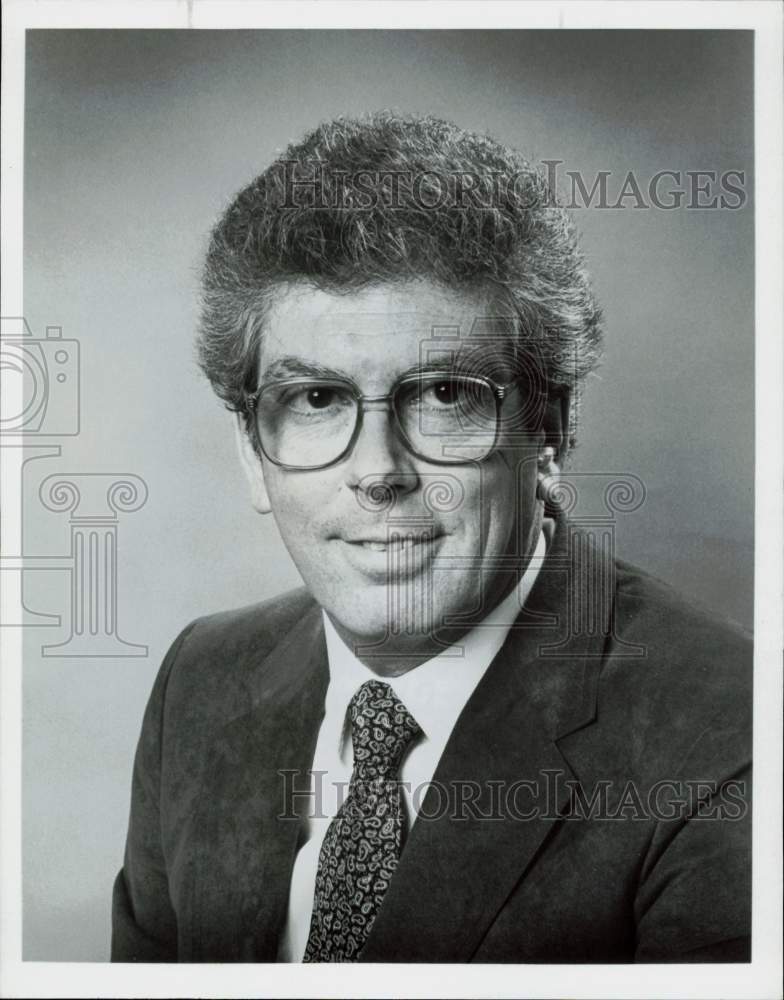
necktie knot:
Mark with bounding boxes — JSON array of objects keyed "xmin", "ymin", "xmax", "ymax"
[{"xmin": 349, "ymin": 679, "xmax": 421, "ymax": 776}]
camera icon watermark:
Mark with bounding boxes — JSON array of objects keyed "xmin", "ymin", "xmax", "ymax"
[
  {"xmin": 1, "ymin": 315, "xmax": 148, "ymax": 655},
  {"xmin": 0, "ymin": 317, "xmax": 80, "ymax": 436}
]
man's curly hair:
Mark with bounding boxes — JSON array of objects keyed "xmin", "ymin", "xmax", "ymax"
[{"xmin": 197, "ymin": 111, "xmax": 602, "ymax": 438}]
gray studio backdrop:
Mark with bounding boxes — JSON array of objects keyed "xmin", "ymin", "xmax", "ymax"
[{"xmin": 21, "ymin": 30, "xmax": 753, "ymax": 960}]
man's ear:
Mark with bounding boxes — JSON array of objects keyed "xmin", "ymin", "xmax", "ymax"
[
  {"xmin": 233, "ymin": 413, "xmax": 271, "ymax": 514},
  {"xmin": 542, "ymin": 390, "xmax": 571, "ymax": 465}
]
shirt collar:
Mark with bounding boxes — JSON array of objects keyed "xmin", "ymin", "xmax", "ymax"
[{"xmin": 322, "ymin": 529, "xmax": 547, "ymax": 761}]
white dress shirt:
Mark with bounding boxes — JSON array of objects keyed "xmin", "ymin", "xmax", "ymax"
[{"xmin": 277, "ymin": 530, "xmax": 546, "ymax": 962}]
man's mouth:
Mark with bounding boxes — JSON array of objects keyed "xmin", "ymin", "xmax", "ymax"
[
  {"xmin": 348, "ymin": 535, "xmax": 436, "ymax": 553},
  {"xmin": 335, "ymin": 530, "xmax": 447, "ymax": 571}
]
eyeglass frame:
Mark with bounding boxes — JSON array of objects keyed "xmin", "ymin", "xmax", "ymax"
[{"xmin": 243, "ymin": 370, "xmax": 538, "ymax": 471}]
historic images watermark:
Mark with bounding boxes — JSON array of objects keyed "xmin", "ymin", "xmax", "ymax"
[
  {"xmin": 278, "ymin": 770, "xmax": 748, "ymax": 823},
  {"xmin": 273, "ymin": 159, "xmax": 748, "ymax": 212},
  {"xmin": 541, "ymin": 161, "xmax": 747, "ymax": 211}
]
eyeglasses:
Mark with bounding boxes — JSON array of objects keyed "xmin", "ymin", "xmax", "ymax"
[{"xmin": 245, "ymin": 370, "xmax": 541, "ymax": 470}]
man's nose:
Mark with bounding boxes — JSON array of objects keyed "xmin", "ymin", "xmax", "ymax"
[{"xmin": 344, "ymin": 408, "xmax": 419, "ymax": 499}]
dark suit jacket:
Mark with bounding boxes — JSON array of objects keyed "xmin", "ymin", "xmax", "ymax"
[{"xmin": 112, "ymin": 517, "xmax": 752, "ymax": 963}]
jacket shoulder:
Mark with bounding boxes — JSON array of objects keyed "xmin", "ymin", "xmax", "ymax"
[
  {"xmin": 613, "ymin": 556, "xmax": 751, "ymax": 661},
  {"xmin": 180, "ymin": 586, "xmax": 318, "ymax": 657},
  {"xmin": 595, "ymin": 557, "xmax": 753, "ymax": 774},
  {"xmin": 155, "ymin": 586, "xmax": 319, "ymax": 725}
]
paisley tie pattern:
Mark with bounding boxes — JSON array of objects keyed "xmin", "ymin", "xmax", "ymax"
[{"xmin": 303, "ymin": 679, "xmax": 422, "ymax": 962}]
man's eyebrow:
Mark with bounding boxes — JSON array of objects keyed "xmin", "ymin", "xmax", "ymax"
[
  {"xmin": 396, "ymin": 361, "xmax": 471, "ymax": 380},
  {"xmin": 260, "ymin": 357, "xmax": 353, "ymax": 381},
  {"xmin": 261, "ymin": 357, "xmax": 470, "ymax": 384}
]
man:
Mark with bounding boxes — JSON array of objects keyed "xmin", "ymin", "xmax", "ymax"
[{"xmin": 112, "ymin": 113, "xmax": 751, "ymax": 963}]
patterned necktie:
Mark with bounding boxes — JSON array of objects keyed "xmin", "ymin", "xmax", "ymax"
[{"xmin": 303, "ymin": 679, "xmax": 422, "ymax": 962}]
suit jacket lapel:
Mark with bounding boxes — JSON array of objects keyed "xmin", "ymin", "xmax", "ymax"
[
  {"xmin": 191, "ymin": 602, "xmax": 328, "ymax": 961},
  {"xmin": 360, "ymin": 515, "xmax": 607, "ymax": 962}
]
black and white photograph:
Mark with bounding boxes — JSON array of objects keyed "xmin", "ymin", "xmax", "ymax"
[{"xmin": 1, "ymin": 3, "xmax": 781, "ymax": 998}]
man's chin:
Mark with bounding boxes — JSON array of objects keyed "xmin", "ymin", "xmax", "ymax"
[
  {"xmin": 322, "ymin": 593, "xmax": 469, "ymax": 663},
  {"xmin": 324, "ymin": 604, "xmax": 409, "ymax": 647}
]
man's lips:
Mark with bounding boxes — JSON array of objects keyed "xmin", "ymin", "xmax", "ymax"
[
  {"xmin": 328, "ymin": 529, "xmax": 449, "ymax": 575},
  {"xmin": 337, "ymin": 527, "xmax": 445, "ymax": 546},
  {"xmin": 342, "ymin": 534, "xmax": 439, "ymax": 553}
]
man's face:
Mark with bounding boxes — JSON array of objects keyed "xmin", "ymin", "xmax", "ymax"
[{"xmin": 243, "ymin": 280, "xmax": 545, "ymax": 660}]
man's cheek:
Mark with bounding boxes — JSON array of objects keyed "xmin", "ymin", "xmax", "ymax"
[{"xmin": 268, "ymin": 489, "xmax": 315, "ymax": 551}]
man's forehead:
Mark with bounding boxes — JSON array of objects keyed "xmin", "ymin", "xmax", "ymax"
[
  {"xmin": 259, "ymin": 280, "xmax": 519, "ymax": 374},
  {"xmin": 266, "ymin": 278, "xmax": 511, "ymax": 317}
]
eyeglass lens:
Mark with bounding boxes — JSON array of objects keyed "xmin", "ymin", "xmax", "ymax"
[{"xmin": 255, "ymin": 376, "xmax": 499, "ymax": 467}]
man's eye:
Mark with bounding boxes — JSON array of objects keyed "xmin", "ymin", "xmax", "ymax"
[
  {"xmin": 282, "ymin": 385, "xmax": 352, "ymax": 414},
  {"xmin": 304, "ymin": 387, "xmax": 337, "ymax": 410},
  {"xmin": 422, "ymin": 380, "xmax": 462, "ymax": 407}
]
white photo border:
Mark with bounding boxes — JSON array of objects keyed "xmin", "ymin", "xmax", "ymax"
[{"xmin": 1, "ymin": 2, "xmax": 781, "ymax": 998}]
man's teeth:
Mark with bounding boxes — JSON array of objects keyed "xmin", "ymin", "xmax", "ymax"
[{"xmin": 358, "ymin": 537, "xmax": 430, "ymax": 552}]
